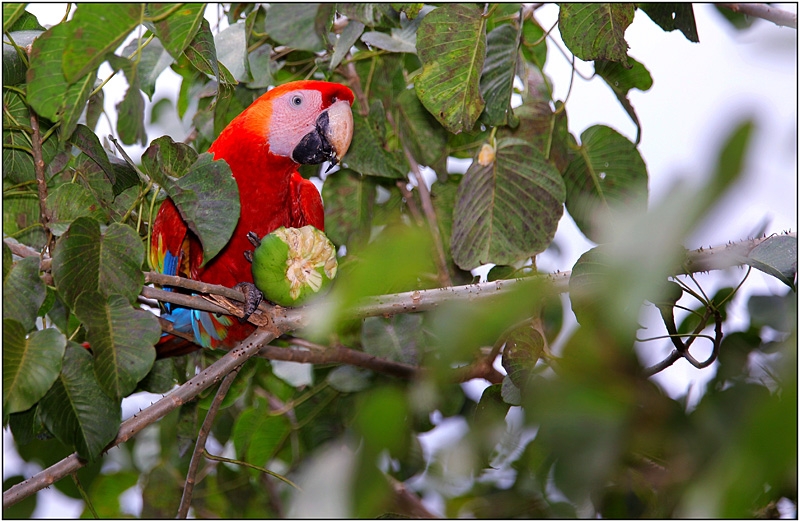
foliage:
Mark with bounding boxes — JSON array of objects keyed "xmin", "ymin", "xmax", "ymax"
[{"xmin": 2, "ymin": 2, "xmax": 796, "ymax": 518}]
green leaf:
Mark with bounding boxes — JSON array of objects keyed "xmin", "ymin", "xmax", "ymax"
[
  {"xmin": 3, "ymin": 3, "xmax": 26, "ymax": 32},
  {"xmin": 345, "ymin": 103, "xmax": 407, "ymax": 179},
  {"xmin": 149, "ymin": 3, "xmax": 205, "ymax": 60},
  {"xmin": 38, "ymin": 341, "xmax": 121, "ymax": 460},
  {"xmin": 26, "ymin": 23, "xmax": 95, "ymax": 123},
  {"xmin": 558, "ymin": 3, "xmax": 635, "ymax": 65},
  {"xmin": 233, "ymin": 399, "xmax": 291, "ymax": 465},
  {"xmin": 122, "ymin": 38, "xmax": 173, "ymax": 101},
  {"xmin": 568, "ymin": 246, "xmax": 612, "ymax": 325},
  {"xmin": 415, "ymin": 4, "xmax": 487, "ymax": 133},
  {"xmin": 594, "ymin": 58, "xmax": 652, "ymax": 94},
  {"xmin": 51, "ymin": 218, "xmax": 145, "ymax": 309},
  {"xmin": 330, "ymin": 19, "xmax": 364, "ymax": 69},
  {"xmin": 167, "ymin": 153, "xmax": 240, "ymax": 265},
  {"xmin": 322, "ymin": 168, "xmax": 373, "ymax": 248},
  {"xmin": 46, "ymin": 183, "xmax": 110, "ymax": 236},
  {"xmin": 264, "ymin": 3, "xmax": 324, "ymax": 52},
  {"xmin": 3, "ymin": 30, "xmax": 43, "ymax": 86},
  {"xmin": 2, "ymin": 193, "xmax": 47, "ymax": 250},
  {"xmin": 480, "ymin": 23, "xmax": 520, "ymax": 127},
  {"xmin": 354, "ymin": 386, "xmax": 410, "ymax": 456},
  {"xmin": 74, "ymin": 292, "xmax": 159, "ymax": 400},
  {"xmin": 360, "ymin": 9, "xmax": 426, "ymax": 55},
  {"xmin": 563, "ymin": 125, "xmax": 648, "ymax": 242},
  {"xmin": 451, "ymin": 138, "xmax": 566, "ymax": 270},
  {"xmin": 638, "ymin": 3, "xmax": 698, "ymax": 42},
  {"xmin": 326, "ymin": 365, "xmax": 373, "ymax": 392},
  {"xmin": 107, "ymin": 54, "xmax": 147, "ymax": 146},
  {"xmin": 246, "ymin": 43, "xmax": 274, "ymax": 89},
  {"xmin": 3, "ymin": 257, "xmax": 46, "ymax": 331},
  {"xmin": 69, "ymin": 124, "xmax": 117, "ymax": 186},
  {"xmin": 501, "ymin": 321, "xmax": 545, "ymax": 390},
  {"xmin": 740, "ymin": 236, "xmax": 797, "ymax": 290},
  {"xmin": 748, "ymin": 292, "xmax": 796, "ymax": 333},
  {"xmin": 3, "ymin": 90, "xmax": 56, "ymax": 185},
  {"xmin": 215, "ymin": 21, "xmax": 251, "ymax": 83},
  {"xmin": 182, "ymin": 18, "xmax": 236, "ymax": 86},
  {"xmin": 431, "ymin": 175, "xmax": 474, "ymax": 285},
  {"xmin": 62, "ymin": 3, "xmax": 144, "ymax": 83},
  {"xmin": 521, "ymin": 18, "xmax": 547, "ymax": 70},
  {"xmin": 3, "ymin": 321, "xmax": 66, "ymax": 414},
  {"xmin": 594, "ymin": 57, "xmax": 653, "ymax": 142},
  {"xmin": 59, "ymin": 64, "xmax": 97, "ymax": 143},
  {"xmin": 396, "ymin": 88, "xmax": 448, "ymax": 169},
  {"xmin": 361, "ymin": 314, "xmax": 423, "ymax": 365},
  {"xmin": 141, "ymin": 134, "xmax": 198, "ymax": 182}
]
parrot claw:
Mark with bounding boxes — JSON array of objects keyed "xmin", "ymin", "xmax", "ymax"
[
  {"xmin": 243, "ymin": 250, "xmax": 254, "ymax": 263},
  {"xmin": 234, "ymin": 282, "xmax": 263, "ymax": 322},
  {"xmin": 247, "ymin": 231, "xmax": 261, "ymax": 247}
]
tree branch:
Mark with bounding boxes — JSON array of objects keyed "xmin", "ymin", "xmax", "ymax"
[
  {"xmin": 28, "ymin": 111, "xmax": 52, "ymax": 249},
  {"xmin": 178, "ymin": 366, "xmax": 242, "ymax": 518},
  {"xmin": 2, "ymin": 326, "xmax": 292, "ymax": 509},
  {"xmin": 718, "ymin": 3, "xmax": 797, "ymax": 29}
]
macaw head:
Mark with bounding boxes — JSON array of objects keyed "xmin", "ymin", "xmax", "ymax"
[{"xmin": 211, "ymin": 80, "xmax": 354, "ymax": 170}]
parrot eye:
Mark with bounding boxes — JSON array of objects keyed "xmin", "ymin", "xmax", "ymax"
[{"xmin": 291, "ymin": 95, "xmax": 303, "ymax": 107}]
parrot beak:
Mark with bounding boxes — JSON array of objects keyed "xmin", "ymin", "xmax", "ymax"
[{"xmin": 292, "ymin": 99, "xmax": 353, "ymax": 169}]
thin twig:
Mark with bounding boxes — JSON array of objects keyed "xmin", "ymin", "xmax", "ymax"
[
  {"xmin": 178, "ymin": 366, "xmax": 242, "ymax": 518},
  {"xmin": 718, "ymin": 3, "xmax": 797, "ymax": 29}
]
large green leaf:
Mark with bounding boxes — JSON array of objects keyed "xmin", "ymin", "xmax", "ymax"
[
  {"xmin": 3, "ymin": 320, "xmax": 66, "ymax": 414},
  {"xmin": 167, "ymin": 153, "xmax": 240, "ymax": 265},
  {"xmin": 638, "ymin": 3, "xmax": 698, "ymax": 42},
  {"xmin": 142, "ymin": 137, "xmax": 239, "ymax": 264},
  {"xmin": 451, "ymin": 138, "xmax": 566, "ymax": 270},
  {"xmin": 46, "ymin": 183, "xmax": 110, "ymax": 236},
  {"xmin": 330, "ymin": 19, "xmax": 364, "ymax": 69},
  {"xmin": 51, "ymin": 218, "xmax": 145, "ymax": 309},
  {"xmin": 396, "ymin": 88, "xmax": 448, "ymax": 169},
  {"xmin": 322, "ymin": 168, "xmax": 373, "ymax": 248},
  {"xmin": 25, "ymin": 23, "xmax": 99, "ymax": 126},
  {"xmin": 106, "ymin": 54, "xmax": 147, "ymax": 146},
  {"xmin": 415, "ymin": 4, "xmax": 487, "ymax": 134},
  {"xmin": 38, "ymin": 342, "xmax": 120, "ymax": 460},
  {"xmin": 62, "ymin": 3, "xmax": 144, "ymax": 83},
  {"xmin": 480, "ymin": 23, "xmax": 520, "ymax": 127},
  {"xmin": 233, "ymin": 398, "xmax": 291, "ymax": 465},
  {"xmin": 345, "ymin": 102, "xmax": 407, "ymax": 179},
  {"xmin": 563, "ymin": 125, "xmax": 648, "ymax": 242},
  {"xmin": 3, "ymin": 257, "xmax": 45, "ymax": 331},
  {"xmin": 558, "ymin": 4, "xmax": 635, "ymax": 65},
  {"xmin": 149, "ymin": 3, "xmax": 205, "ymax": 61},
  {"xmin": 215, "ymin": 21, "xmax": 251, "ymax": 83},
  {"xmin": 2, "ymin": 193, "xmax": 47, "ymax": 250},
  {"xmin": 3, "ymin": 89, "xmax": 60, "ymax": 186},
  {"xmin": 264, "ymin": 3, "xmax": 324, "ymax": 52},
  {"xmin": 74, "ymin": 292, "xmax": 159, "ymax": 400}
]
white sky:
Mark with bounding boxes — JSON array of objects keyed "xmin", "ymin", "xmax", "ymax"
[{"xmin": 7, "ymin": 3, "xmax": 798, "ymax": 518}]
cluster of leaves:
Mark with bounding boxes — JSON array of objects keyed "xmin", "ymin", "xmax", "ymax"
[{"xmin": 2, "ymin": 2, "xmax": 796, "ymax": 519}]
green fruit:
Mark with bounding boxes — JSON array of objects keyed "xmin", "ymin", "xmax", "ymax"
[{"xmin": 251, "ymin": 226, "xmax": 338, "ymax": 307}]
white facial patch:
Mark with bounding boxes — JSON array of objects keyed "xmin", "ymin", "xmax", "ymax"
[{"xmin": 267, "ymin": 89, "xmax": 324, "ymax": 158}]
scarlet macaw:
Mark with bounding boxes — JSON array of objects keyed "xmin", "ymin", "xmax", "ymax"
[{"xmin": 150, "ymin": 81, "xmax": 354, "ymax": 357}]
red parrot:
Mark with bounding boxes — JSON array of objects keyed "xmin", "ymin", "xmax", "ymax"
[{"xmin": 150, "ymin": 80, "xmax": 354, "ymax": 357}]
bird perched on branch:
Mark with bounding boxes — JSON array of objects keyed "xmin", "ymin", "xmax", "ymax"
[{"xmin": 150, "ymin": 81, "xmax": 354, "ymax": 357}]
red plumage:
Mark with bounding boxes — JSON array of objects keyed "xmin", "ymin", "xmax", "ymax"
[{"xmin": 151, "ymin": 81, "xmax": 354, "ymax": 356}]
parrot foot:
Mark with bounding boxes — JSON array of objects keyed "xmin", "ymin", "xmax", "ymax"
[
  {"xmin": 234, "ymin": 282, "xmax": 263, "ymax": 322},
  {"xmin": 244, "ymin": 232, "xmax": 261, "ymax": 264}
]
